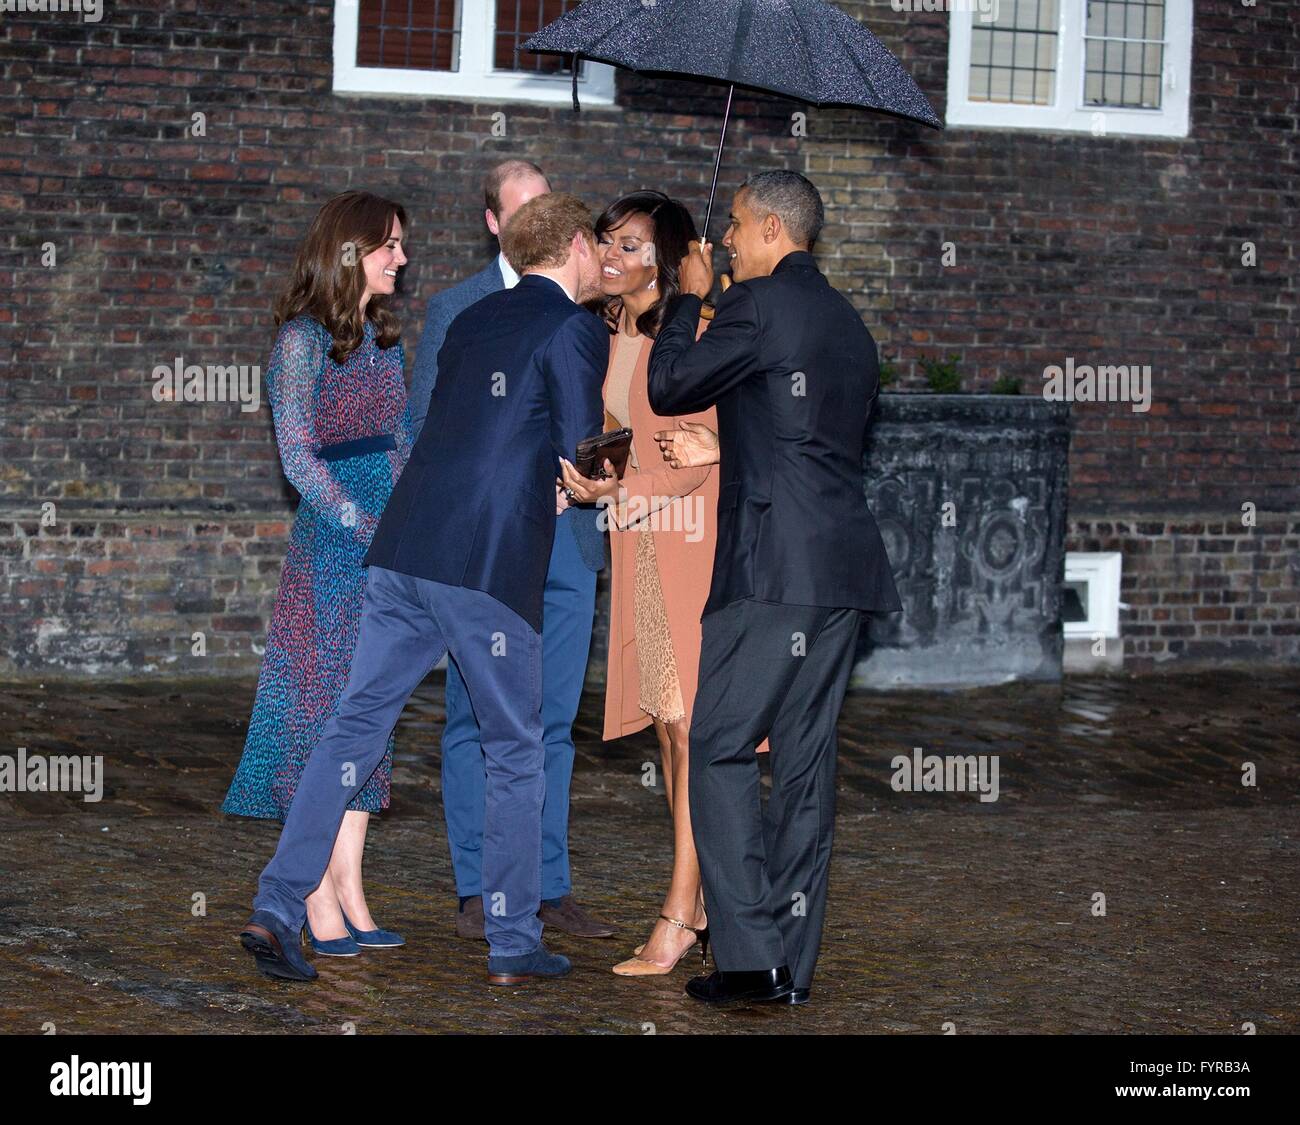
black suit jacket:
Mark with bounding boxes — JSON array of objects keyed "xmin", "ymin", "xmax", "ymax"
[
  {"xmin": 364, "ymin": 274, "xmax": 606, "ymax": 632},
  {"xmin": 647, "ymin": 250, "xmax": 902, "ymax": 618}
]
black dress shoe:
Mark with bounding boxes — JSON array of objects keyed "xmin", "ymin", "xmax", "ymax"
[
  {"xmin": 771, "ymin": 987, "xmax": 811, "ymax": 1005},
  {"xmin": 685, "ymin": 966, "xmax": 794, "ymax": 1004}
]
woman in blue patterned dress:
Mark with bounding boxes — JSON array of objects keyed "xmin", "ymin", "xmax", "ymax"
[{"xmin": 222, "ymin": 191, "xmax": 413, "ymax": 954}]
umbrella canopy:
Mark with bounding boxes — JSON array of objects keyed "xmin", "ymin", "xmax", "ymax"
[
  {"xmin": 524, "ymin": 0, "xmax": 941, "ymax": 239},
  {"xmin": 524, "ymin": 0, "xmax": 942, "ymax": 127}
]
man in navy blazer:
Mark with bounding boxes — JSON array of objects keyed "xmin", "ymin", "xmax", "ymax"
[
  {"xmin": 240, "ymin": 193, "xmax": 608, "ymax": 985},
  {"xmin": 409, "ymin": 161, "xmax": 614, "ymax": 942}
]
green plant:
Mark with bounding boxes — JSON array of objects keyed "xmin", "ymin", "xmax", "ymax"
[
  {"xmin": 991, "ymin": 374, "xmax": 1021, "ymax": 395},
  {"xmin": 878, "ymin": 354, "xmax": 897, "ymax": 388},
  {"xmin": 920, "ymin": 353, "xmax": 962, "ymax": 393}
]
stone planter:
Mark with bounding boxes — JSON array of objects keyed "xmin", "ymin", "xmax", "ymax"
[
  {"xmin": 584, "ymin": 394, "xmax": 1072, "ymax": 692},
  {"xmin": 857, "ymin": 394, "xmax": 1072, "ymax": 688}
]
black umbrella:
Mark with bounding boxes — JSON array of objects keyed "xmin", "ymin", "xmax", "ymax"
[{"xmin": 524, "ymin": 0, "xmax": 941, "ymax": 241}]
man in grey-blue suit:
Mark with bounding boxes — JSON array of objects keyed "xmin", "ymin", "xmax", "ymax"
[{"xmin": 410, "ymin": 160, "xmax": 616, "ymax": 942}]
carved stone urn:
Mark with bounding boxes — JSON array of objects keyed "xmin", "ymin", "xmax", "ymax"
[{"xmin": 856, "ymin": 394, "xmax": 1072, "ymax": 688}]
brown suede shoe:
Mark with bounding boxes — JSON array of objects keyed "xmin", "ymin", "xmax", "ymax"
[
  {"xmin": 537, "ymin": 894, "xmax": 618, "ymax": 938},
  {"xmin": 455, "ymin": 895, "xmax": 485, "ymax": 941}
]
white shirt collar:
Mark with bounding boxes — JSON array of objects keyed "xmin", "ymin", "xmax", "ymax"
[{"xmin": 497, "ymin": 251, "xmax": 520, "ymax": 290}]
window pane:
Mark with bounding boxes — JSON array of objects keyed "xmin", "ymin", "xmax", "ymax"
[
  {"xmin": 1037, "ymin": 32, "xmax": 1056, "ymax": 71},
  {"xmin": 1083, "ymin": 0, "xmax": 1165, "ymax": 109},
  {"xmin": 357, "ymin": 0, "xmax": 460, "ymax": 71},
  {"xmin": 496, "ymin": 1, "xmax": 582, "ymax": 73},
  {"xmin": 968, "ymin": 0, "xmax": 1058, "ymax": 105}
]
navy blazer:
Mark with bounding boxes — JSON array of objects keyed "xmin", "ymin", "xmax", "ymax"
[
  {"xmin": 409, "ymin": 259, "xmax": 606, "ymax": 574},
  {"xmin": 647, "ymin": 250, "xmax": 902, "ymax": 618},
  {"xmin": 365, "ymin": 274, "xmax": 607, "ymax": 631}
]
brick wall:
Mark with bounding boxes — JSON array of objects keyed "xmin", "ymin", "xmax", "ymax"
[
  {"xmin": 5, "ymin": 513, "xmax": 288, "ymax": 675},
  {"xmin": 1074, "ymin": 513, "xmax": 1299, "ymax": 669},
  {"xmin": 1, "ymin": 1, "xmax": 1296, "ymax": 676}
]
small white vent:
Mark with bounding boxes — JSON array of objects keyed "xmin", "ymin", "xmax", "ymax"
[{"xmin": 1063, "ymin": 552, "xmax": 1123, "ymax": 640}]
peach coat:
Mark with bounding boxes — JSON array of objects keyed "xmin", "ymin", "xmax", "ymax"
[{"xmin": 600, "ymin": 317, "xmax": 769, "ymax": 754}]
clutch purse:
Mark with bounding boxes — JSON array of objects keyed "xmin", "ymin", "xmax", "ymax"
[{"xmin": 575, "ymin": 427, "xmax": 633, "ymax": 480}]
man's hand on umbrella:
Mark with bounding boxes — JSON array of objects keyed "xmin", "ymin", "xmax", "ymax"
[
  {"xmin": 680, "ymin": 239, "xmax": 714, "ymax": 299},
  {"xmin": 655, "ymin": 420, "xmax": 719, "ymax": 468}
]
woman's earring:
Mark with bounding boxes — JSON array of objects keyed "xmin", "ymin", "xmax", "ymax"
[{"xmin": 648, "ymin": 277, "xmax": 657, "ymax": 290}]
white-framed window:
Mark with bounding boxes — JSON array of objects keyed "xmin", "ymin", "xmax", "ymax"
[
  {"xmin": 1063, "ymin": 551, "xmax": 1123, "ymax": 639},
  {"xmin": 945, "ymin": 0, "xmax": 1191, "ymax": 137},
  {"xmin": 332, "ymin": 0, "xmax": 617, "ymax": 105}
]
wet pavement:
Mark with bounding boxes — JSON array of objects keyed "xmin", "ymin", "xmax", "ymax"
[{"xmin": 0, "ymin": 669, "xmax": 1296, "ymax": 1035}]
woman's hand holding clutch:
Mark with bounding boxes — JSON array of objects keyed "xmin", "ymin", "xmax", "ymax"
[{"xmin": 558, "ymin": 456, "xmax": 621, "ymax": 505}]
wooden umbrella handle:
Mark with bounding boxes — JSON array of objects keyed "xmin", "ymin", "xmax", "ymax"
[{"xmin": 700, "ymin": 273, "xmax": 732, "ymax": 320}]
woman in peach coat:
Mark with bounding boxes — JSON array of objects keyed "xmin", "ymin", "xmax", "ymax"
[{"xmin": 560, "ymin": 191, "xmax": 765, "ymax": 976}]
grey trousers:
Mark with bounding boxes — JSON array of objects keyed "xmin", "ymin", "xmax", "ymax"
[{"xmin": 688, "ymin": 597, "xmax": 863, "ymax": 991}]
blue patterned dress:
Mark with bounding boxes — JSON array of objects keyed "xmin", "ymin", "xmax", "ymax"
[{"xmin": 222, "ymin": 315, "xmax": 413, "ymax": 820}]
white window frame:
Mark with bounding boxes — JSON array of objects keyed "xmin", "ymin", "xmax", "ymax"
[
  {"xmin": 1063, "ymin": 551, "xmax": 1123, "ymax": 640},
  {"xmin": 946, "ymin": 0, "xmax": 1191, "ymax": 137},
  {"xmin": 332, "ymin": 0, "xmax": 617, "ymax": 105}
]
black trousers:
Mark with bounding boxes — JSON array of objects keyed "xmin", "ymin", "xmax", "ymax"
[{"xmin": 688, "ymin": 597, "xmax": 864, "ymax": 991}]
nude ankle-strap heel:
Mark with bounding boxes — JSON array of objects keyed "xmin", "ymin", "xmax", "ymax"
[{"xmin": 614, "ymin": 913, "xmax": 710, "ymax": 976}]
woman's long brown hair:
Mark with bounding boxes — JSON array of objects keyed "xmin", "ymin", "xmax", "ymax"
[{"xmin": 274, "ymin": 190, "xmax": 407, "ymax": 364}]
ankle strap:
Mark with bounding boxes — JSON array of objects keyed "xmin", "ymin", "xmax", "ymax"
[{"xmin": 659, "ymin": 913, "xmax": 703, "ymax": 935}]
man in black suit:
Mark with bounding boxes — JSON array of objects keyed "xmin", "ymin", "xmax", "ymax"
[{"xmin": 647, "ymin": 170, "xmax": 902, "ymax": 1005}]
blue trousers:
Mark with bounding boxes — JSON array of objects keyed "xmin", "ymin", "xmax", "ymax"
[
  {"xmin": 441, "ymin": 511, "xmax": 597, "ymax": 900},
  {"xmin": 254, "ymin": 565, "xmax": 545, "ymax": 957}
]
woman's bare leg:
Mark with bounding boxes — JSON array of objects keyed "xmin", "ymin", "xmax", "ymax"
[
  {"xmin": 304, "ymin": 810, "xmax": 373, "ymax": 938},
  {"xmin": 636, "ymin": 717, "xmax": 708, "ymax": 966},
  {"xmin": 327, "ymin": 810, "xmax": 378, "ymax": 931},
  {"xmin": 652, "ymin": 717, "xmax": 674, "ymax": 814},
  {"xmin": 303, "ymin": 869, "xmax": 347, "ymax": 940}
]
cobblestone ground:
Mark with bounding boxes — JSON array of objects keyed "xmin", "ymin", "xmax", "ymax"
[{"xmin": 0, "ymin": 669, "xmax": 1296, "ymax": 1035}]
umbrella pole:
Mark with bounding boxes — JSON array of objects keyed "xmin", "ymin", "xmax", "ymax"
[{"xmin": 701, "ymin": 83, "xmax": 735, "ymax": 243}]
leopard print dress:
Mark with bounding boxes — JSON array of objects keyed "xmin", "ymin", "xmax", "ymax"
[{"xmin": 608, "ymin": 330, "xmax": 686, "ymax": 725}]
